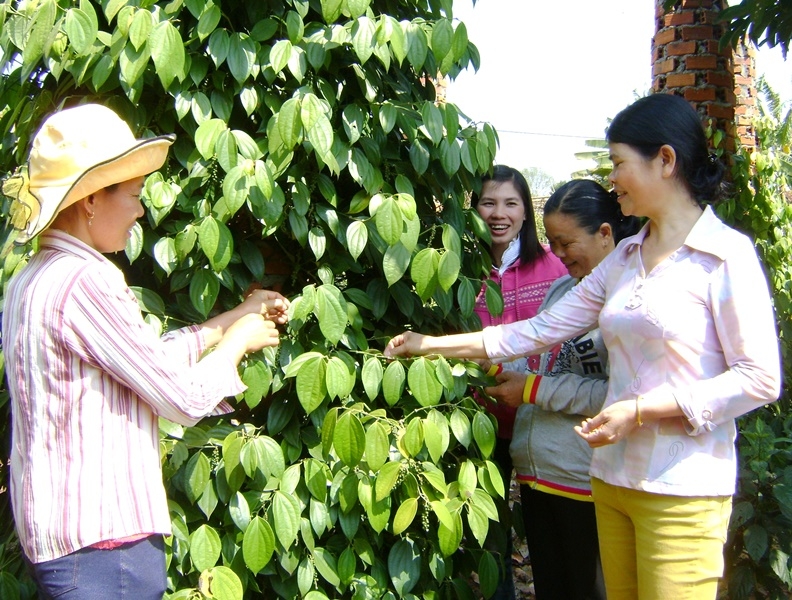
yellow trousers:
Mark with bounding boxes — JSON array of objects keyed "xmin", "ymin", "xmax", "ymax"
[{"xmin": 591, "ymin": 478, "xmax": 732, "ymax": 600}]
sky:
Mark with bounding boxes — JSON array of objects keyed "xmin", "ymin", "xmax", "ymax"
[{"xmin": 446, "ymin": 0, "xmax": 792, "ymax": 183}]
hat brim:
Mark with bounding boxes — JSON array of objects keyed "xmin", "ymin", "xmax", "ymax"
[{"xmin": 20, "ymin": 134, "xmax": 175, "ymax": 243}]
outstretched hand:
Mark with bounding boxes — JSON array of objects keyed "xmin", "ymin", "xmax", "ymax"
[
  {"xmin": 384, "ymin": 331, "xmax": 429, "ymax": 358},
  {"xmin": 574, "ymin": 399, "xmax": 638, "ymax": 448}
]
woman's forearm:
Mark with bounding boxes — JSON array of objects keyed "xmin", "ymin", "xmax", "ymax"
[{"xmin": 385, "ymin": 331, "xmax": 488, "ymax": 359}]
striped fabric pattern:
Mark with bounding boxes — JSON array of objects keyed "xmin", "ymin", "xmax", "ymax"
[{"xmin": 3, "ymin": 231, "xmax": 243, "ymax": 562}]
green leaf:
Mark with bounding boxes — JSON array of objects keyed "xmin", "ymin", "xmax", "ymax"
[
  {"xmin": 309, "ymin": 226, "xmax": 327, "ymax": 260},
  {"xmin": 408, "ymin": 357, "xmax": 442, "ymax": 407},
  {"xmin": 229, "ymin": 491, "xmax": 251, "ymax": 532},
  {"xmin": 150, "ymin": 20, "xmax": 185, "ymax": 89},
  {"xmin": 375, "ymin": 196, "xmax": 403, "ymax": 246},
  {"xmin": 189, "ymin": 524, "xmax": 222, "ymax": 572},
  {"xmin": 314, "ymin": 284, "xmax": 348, "ymax": 344},
  {"xmin": 272, "ymin": 490, "xmax": 301, "ymax": 550},
  {"xmin": 411, "ymin": 247, "xmax": 440, "ymax": 301},
  {"xmin": 64, "ymin": 5, "xmax": 98, "ymax": 55},
  {"xmin": 338, "ymin": 547, "xmax": 356, "ymax": 585},
  {"xmin": 388, "ymin": 539, "xmax": 421, "ymax": 596},
  {"xmin": 421, "ymin": 101, "xmax": 444, "ymax": 146},
  {"xmin": 365, "ymin": 421, "xmax": 389, "ymax": 471},
  {"xmin": 361, "ymin": 357, "xmax": 383, "ymax": 401},
  {"xmin": 457, "ymin": 278, "xmax": 476, "ymax": 317},
  {"xmin": 450, "ymin": 409, "xmax": 472, "ymax": 448},
  {"xmin": 195, "ymin": 118, "xmax": 227, "ymax": 160},
  {"xmin": 478, "ymin": 549, "xmax": 499, "ymax": 598},
  {"xmin": 128, "ymin": 9, "xmax": 152, "ymax": 51},
  {"xmin": 437, "ymin": 511, "xmax": 463, "ymax": 557},
  {"xmin": 227, "ymin": 33, "xmax": 255, "ymax": 82},
  {"xmin": 392, "ymin": 497, "xmax": 418, "ymax": 535},
  {"xmin": 278, "ymin": 97, "xmax": 303, "ymax": 149},
  {"xmin": 314, "ymin": 547, "xmax": 341, "ymax": 587},
  {"xmin": 402, "ymin": 417, "xmax": 424, "ymax": 457},
  {"xmin": 196, "ymin": 3, "xmax": 221, "ymax": 41},
  {"xmin": 430, "ymin": 18, "xmax": 453, "ymax": 62},
  {"xmin": 484, "ymin": 279, "xmax": 504, "ymax": 317},
  {"xmin": 198, "ymin": 217, "xmax": 233, "ymax": 272},
  {"xmin": 296, "ymin": 355, "xmax": 327, "ymax": 414},
  {"xmin": 270, "ymin": 39, "xmax": 293, "ymax": 74},
  {"xmin": 334, "ymin": 411, "xmax": 366, "ymax": 467},
  {"xmin": 352, "ymin": 16, "xmax": 376, "ymax": 64},
  {"xmin": 382, "ymin": 360, "xmax": 406, "ymax": 406},
  {"xmin": 383, "ymin": 243, "xmax": 410, "ymax": 287},
  {"xmin": 744, "ymin": 523, "xmax": 769, "ymax": 562},
  {"xmin": 189, "ymin": 270, "xmax": 219, "ymax": 318},
  {"xmin": 326, "ymin": 355, "xmax": 354, "ymax": 400},
  {"xmin": 472, "ymin": 411, "xmax": 496, "ymax": 459},
  {"xmin": 202, "ymin": 566, "xmax": 243, "ymax": 600},
  {"xmin": 405, "ymin": 21, "xmax": 428, "ymax": 70},
  {"xmin": 321, "ymin": 0, "xmax": 343, "ymax": 23},
  {"xmin": 183, "ymin": 452, "xmax": 210, "ymax": 504},
  {"xmin": 347, "ymin": 220, "xmax": 368, "ymax": 261},
  {"xmin": 298, "ymin": 557, "xmax": 315, "ymax": 597},
  {"xmin": 374, "ymin": 460, "xmax": 401, "ymax": 501},
  {"xmin": 409, "ymin": 140, "xmax": 430, "ymax": 175}
]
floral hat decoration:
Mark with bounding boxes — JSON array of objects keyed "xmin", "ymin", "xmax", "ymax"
[{"xmin": 2, "ymin": 103, "xmax": 175, "ymax": 244}]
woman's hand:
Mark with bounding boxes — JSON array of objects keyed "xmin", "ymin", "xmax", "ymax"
[
  {"xmin": 215, "ymin": 313, "xmax": 282, "ymax": 363},
  {"xmin": 384, "ymin": 332, "xmax": 429, "ymax": 358},
  {"xmin": 240, "ymin": 289, "xmax": 290, "ymax": 324},
  {"xmin": 574, "ymin": 399, "xmax": 638, "ymax": 448},
  {"xmin": 484, "ymin": 371, "xmax": 526, "ymax": 408}
]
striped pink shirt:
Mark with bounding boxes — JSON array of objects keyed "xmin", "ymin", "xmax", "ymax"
[{"xmin": 3, "ymin": 231, "xmax": 244, "ymax": 562}]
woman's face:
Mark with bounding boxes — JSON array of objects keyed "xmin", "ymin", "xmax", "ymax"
[
  {"xmin": 475, "ymin": 180, "xmax": 526, "ymax": 257},
  {"xmin": 89, "ymin": 177, "xmax": 146, "ymax": 253},
  {"xmin": 608, "ymin": 142, "xmax": 663, "ymax": 218},
  {"xmin": 544, "ymin": 212, "xmax": 614, "ymax": 279}
]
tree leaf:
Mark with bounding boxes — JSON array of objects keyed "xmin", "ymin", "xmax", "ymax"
[
  {"xmin": 314, "ymin": 284, "xmax": 348, "ymax": 344},
  {"xmin": 189, "ymin": 270, "xmax": 219, "ymax": 318},
  {"xmin": 382, "ymin": 360, "xmax": 406, "ymax": 406},
  {"xmin": 272, "ymin": 490, "xmax": 301, "ymax": 550},
  {"xmin": 472, "ymin": 411, "xmax": 496, "ymax": 459},
  {"xmin": 365, "ymin": 421, "xmax": 389, "ymax": 471},
  {"xmin": 392, "ymin": 497, "xmax": 418, "ymax": 535},
  {"xmin": 150, "ymin": 20, "xmax": 185, "ymax": 89},
  {"xmin": 408, "ymin": 357, "xmax": 442, "ymax": 407},
  {"xmin": 334, "ymin": 411, "xmax": 366, "ymax": 467},
  {"xmin": 296, "ymin": 355, "xmax": 327, "ymax": 414},
  {"xmin": 388, "ymin": 539, "xmax": 421, "ymax": 596},
  {"xmin": 189, "ymin": 524, "xmax": 222, "ymax": 572}
]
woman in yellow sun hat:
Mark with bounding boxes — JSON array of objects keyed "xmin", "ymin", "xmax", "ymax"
[{"xmin": 2, "ymin": 103, "xmax": 288, "ymax": 599}]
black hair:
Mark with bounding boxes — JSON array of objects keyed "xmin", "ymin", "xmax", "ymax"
[
  {"xmin": 471, "ymin": 164, "xmax": 545, "ymax": 264},
  {"xmin": 607, "ymin": 93, "xmax": 726, "ymax": 205},
  {"xmin": 544, "ymin": 179, "xmax": 641, "ymax": 244}
]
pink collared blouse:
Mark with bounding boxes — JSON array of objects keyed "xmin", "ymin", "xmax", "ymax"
[{"xmin": 482, "ymin": 206, "xmax": 781, "ymax": 496}]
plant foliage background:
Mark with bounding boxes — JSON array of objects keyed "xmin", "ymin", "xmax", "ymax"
[
  {"xmin": 3, "ymin": 1, "xmax": 792, "ymax": 599},
  {"xmin": 0, "ymin": 0, "xmax": 512, "ymax": 598}
]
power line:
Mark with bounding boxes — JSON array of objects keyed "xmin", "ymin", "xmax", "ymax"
[{"xmin": 495, "ymin": 129, "xmax": 604, "ymax": 140}]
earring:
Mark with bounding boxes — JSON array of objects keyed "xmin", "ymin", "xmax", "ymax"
[{"xmin": 88, "ymin": 211, "xmax": 95, "ymax": 227}]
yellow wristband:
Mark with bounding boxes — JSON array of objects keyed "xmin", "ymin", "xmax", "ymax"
[
  {"xmin": 486, "ymin": 364, "xmax": 501, "ymax": 377},
  {"xmin": 522, "ymin": 374, "xmax": 539, "ymax": 404},
  {"xmin": 635, "ymin": 395, "xmax": 644, "ymax": 427}
]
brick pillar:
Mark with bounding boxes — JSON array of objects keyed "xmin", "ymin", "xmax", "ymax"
[
  {"xmin": 733, "ymin": 41, "xmax": 759, "ymax": 151},
  {"xmin": 652, "ymin": 0, "xmax": 758, "ymax": 154}
]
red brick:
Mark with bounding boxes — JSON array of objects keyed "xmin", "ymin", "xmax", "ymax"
[
  {"xmin": 653, "ymin": 79, "xmax": 665, "ymax": 93},
  {"xmin": 684, "ymin": 87, "xmax": 717, "ymax": 102},
  {"xmin": 734, "ymin": 75, "xmax": 753, "ymax": 86},
  {"xmin": 739, "ymin": 135, "xmax": 756, "ymax": 148},
  {"xmin": 706, "ymin": 40, "xmax": 731, "ymax": 56},
  {"xmin": 653, "ymin": 58, "xmax": 677, "ymax": 76},
  {"xmin": 667, "ymin": 73, "xmax": 697, "ymax": 87},
  {"xmin": 700, "ymin": 10, "xmax": 721, "ymax": 24},
  {"xmin": 682, "ymin": 0, "xmax": 713, "ymax": 7},
  {"xmin": 686, "ymin": 55, "xmax": 718, "ymax": 70},
  {"xmin": 707, "ymin": 104, "xmax": 735, "ymax": 119},
  {"xmin": 736, "ymin": 115, "xmax": 754, "ymax": 126},
  {"xmin": 682, "ymin": 25, "xmax": 715, "ymax": 41},
  {"xmin": 667, "ymin": 40, "xmax": 697, "ymax": 56},
  {"xmin": 706, "ymin": 71, "xmax": 733, "ymax": 87},
  {"xmin": 655, "ymin": 28, "xmax": 677, "ymax": 46},
  {"xmin": 665, "ymin": 12, "xmax": 696, "ymax": 26}
]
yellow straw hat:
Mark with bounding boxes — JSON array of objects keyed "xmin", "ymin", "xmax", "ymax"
[{"xmin": 3, "ymin": 104, "xmax": 175, "ymax": 244}]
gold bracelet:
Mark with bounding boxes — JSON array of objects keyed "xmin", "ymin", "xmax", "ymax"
[{"xmin": 635, "ymin": 395, "xmax": 644, "ymax": 427}]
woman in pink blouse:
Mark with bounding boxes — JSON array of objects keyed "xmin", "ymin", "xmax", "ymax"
[
  {"xmin": 385, "ymin": 94, "xmax": 781, "ymax": 599},
  {"xmin": 2, "ymin": 104, "xmax": 289, "ymax": 599}
]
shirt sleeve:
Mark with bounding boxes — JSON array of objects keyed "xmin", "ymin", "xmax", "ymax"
[
  {"xmin": 64, "ymin": 264, "xmax": 244, "ymax": 426},
  {"xmin": 482, "ymin": 260, "xmax": 607, "ymax": 360},
  {"xmin": 533, "ymin": 373, "xmax": 608, "ymax": 418},
  {"xmin": 674, "ymin": 239, "xmax": 781, "ymax": 434}
]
